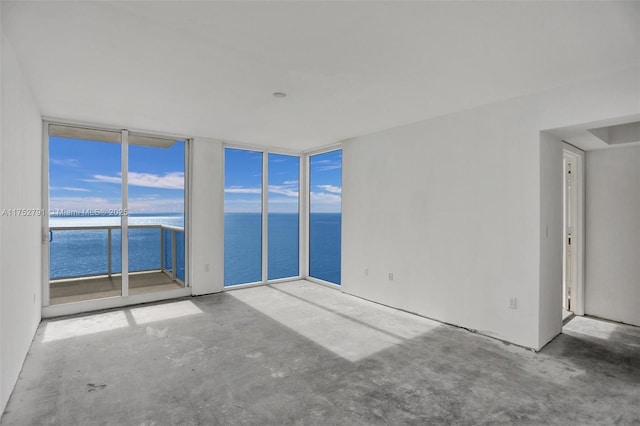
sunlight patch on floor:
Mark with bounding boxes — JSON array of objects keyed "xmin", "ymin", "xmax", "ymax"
[
  {"xmin": 42, "ymin": 311, "xmax": 129, "ymax": 343},
  {"xmin": 228, "ymin": 282, "xmax": 439, "ymax": 362},
  {"xmin": 129, "ymin": 300, "xmax": 203, "ymax": 325},
  {"xmin": 274, "ymin": 283, "xmax": 441, "ymax": 340},
  {"xmin": 42, "ymin": 300, "xmax": 203, "ymax": 343}
]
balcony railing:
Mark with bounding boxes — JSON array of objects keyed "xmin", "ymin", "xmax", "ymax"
[{"xmin": 49, "ymin": 224, "xmax": 185, "ymax": 283}]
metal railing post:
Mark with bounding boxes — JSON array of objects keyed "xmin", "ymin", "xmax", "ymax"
[
  {"xmin": 160, "ymin": 226, "xmax": 165, "ymax": 272},
  {"xmin": 171, "ymin": 229, "xmax": 177, "ymax": 281},
  {"xmin": 107, "ymin": 228, "xmax": 112, "ymax": 277}
]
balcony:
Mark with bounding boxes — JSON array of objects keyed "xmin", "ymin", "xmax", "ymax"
[{"xmin": 49, "ymin": 225, "xmax": 185, "ymax": 305}]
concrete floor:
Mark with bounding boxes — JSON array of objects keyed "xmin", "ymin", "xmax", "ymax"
[{"xmin": 2, "ymin": 280, "xmax": 639, "ymax": 425}]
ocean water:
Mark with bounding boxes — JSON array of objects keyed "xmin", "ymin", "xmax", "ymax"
[
  {"xmin": 50, "ymin": 212, "xmax": 342, "ymax": 285},
  {"xmin": 309, "ymin": 213, "xmax": 342, "ymax": 285},
  {"xmin": 224, "ymin": 212, "xmax": 341, "ymax": 286}
]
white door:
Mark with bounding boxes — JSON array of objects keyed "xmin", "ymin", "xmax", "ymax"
[{"xmin": 562, "ymin": 156, "xmax": 574, "ymax": 311}]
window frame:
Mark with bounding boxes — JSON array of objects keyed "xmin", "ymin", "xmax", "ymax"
[
  {"xmin": 223, "ymin": 143, "xmax": 304, "ymax": 288},
  {"xmin": 304, "ymin": 145, "xmax": 343, "ymax": 288}
]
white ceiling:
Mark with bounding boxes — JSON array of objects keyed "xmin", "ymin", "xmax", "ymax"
[
  {"xmin": 2, "ymin": 1, "xmax": 639, "ymax": 151},
  {"xmin": 546, "ymin": 115, "xmax": 640, "ymax": 151}
]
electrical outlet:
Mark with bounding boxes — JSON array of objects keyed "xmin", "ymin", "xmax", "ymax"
[
  {"xmin": 509, "ymin": 297, "xmax": 518, "ymax": 309},
  {"xmin": 388, "ymin": 272, "xmax": 394, "ymax": 281},
  {"xmin": 204, "ymin": 264, "xmax": 210, "ymax": 272}
]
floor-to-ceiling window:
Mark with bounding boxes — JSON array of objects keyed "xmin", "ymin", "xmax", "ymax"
[
  {"xmin": 47, "ymin": 124, "xmax": 188, "ymax": 306},
  {"xmin": 308, "ymin": 149, "xmax": 342, "ymax": 284},
  {"xmin": 224, "ymin": 148, "xmax": 301, "ymax": 286},
  {"xmin": 268, "ymin": 153, "xmax": 300, "ymax": 280},
  {"xmin": 224, "ymin": 148, "xmax": 263, "ymax": 286}
]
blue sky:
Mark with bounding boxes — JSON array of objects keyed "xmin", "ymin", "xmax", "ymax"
[
  {"xmin": 224, "ymin": 148, "xmax": 342, "ymax": 213},
  {"xmin": 49, "ymin": 137, "xmax": 185, "ymax": 214},
  {"xmin": 50, "ymin": 138, "xmax": 340, "ymax": 215},
  {"xmin": 309, "ymin": 150, "xmax": 342, "ymax": 213}
]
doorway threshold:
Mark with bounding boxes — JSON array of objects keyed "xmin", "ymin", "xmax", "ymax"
[{"xmin": 562, "ymin": 309, "xmax": 575, "ymax": 325}]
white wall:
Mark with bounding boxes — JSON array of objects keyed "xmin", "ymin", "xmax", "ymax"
[
  {"xmin": 0, "ymin": 2, "xmax": 4, "ymax": 414},
  {"xmin": 538, "ymin": 133, "xmax": 563, "ymax": 345},
  {"xmin": 0, "ymin": 32, "xmax": 42, "ymax": 414},
  {"xmin": 585, "ymin": 145, "xmax": 640, "ymax": 326},
  {"xmin": 189, "ymin": 138, "xmax": 224, "ymax": 295},
  {"xmin": 342, "ymin": 67, "xmax": 639, "ymax": 350}
]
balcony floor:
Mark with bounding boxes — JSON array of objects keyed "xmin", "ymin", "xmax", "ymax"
[{"xmin": 50, "ymin": 271, "xmax": 184, "ymax": 305}]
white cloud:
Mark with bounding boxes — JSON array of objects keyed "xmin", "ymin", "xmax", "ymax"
[
  {"xmin": 50, "ymin": 158, "xmax": 79, "ymax": 167},
  {"xmin": 225, "ymin": 185, "xmax": 299, "ymax": 198},
  {"xmin": 318, "ymin": 164, "xmax": 341, "ymax": 171},
  {"xmin": 125, "ymin": 172, "xmax": 184, "ymax": 189},
  {"xmin": 87, "ymin": 175, "xmax": 121, "ymax": 184},
  {"xmin": 225, "ymin": 187, "xmax": 262, "ymax": 194},
  {"xmin": 50, "ymin": 186, "xmax": 90, "ymax": 192},
  {"xmin": 224, "ymin": 185, "xmax": 300, "ymax": 212},
  {"xmin": 311, "ymin": 158, "xmax": 342, "ymax": 172},
  {"xmin": 269, "ymin": 185, "xmax": 298, "ymax": 198},
  {"xmin": 317, "ymin": 185, "xmax": 341, "ymax": 194},
  {"xmin": 87, "ymin": 172, "xmax": 184, "ymax": 190},
  {"xmin": 283, "ymin": 180, "xmax": 298, "ymax": 185},
  {"xmin": 223, "ymin": 180, "xmax": 340, "ymax": 213},
  {"xmin": 310, "ymin": 191, "xmax": 341, "ymax": 213}
]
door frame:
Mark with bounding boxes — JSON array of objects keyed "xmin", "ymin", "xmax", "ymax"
[
  {"xmin": 562, "ymin": 143, "xmax": 585, "ymax": 316},
  {"xmin": 41, "ymin": 119, "xmax": 192, "ymax": 317}
]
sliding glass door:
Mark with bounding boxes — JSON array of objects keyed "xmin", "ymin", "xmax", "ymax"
[
  {"xmin": 48, "ymin": 126, "xmax": 123, "ymax": 304},
  {"xmin": 127, "ymin": 136, "xmax": 186, "ymax": 296},
  {"xmin": 47, "ymin": 124, "xmax": 187, "ymax": 306}
]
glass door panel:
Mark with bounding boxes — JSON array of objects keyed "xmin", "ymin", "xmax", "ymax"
[
  {"xmin": 127, "ymin": 136, "xmax": 186, "ymax": 295},
  {"xmin": 48, "ymin": 126, "xmax": 123, "ymax": 304}
]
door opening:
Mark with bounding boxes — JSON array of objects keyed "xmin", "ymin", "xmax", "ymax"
[
  {"xmin": 43, "ymin": 122, "xmax": 190, "ymax": 313},
  {"xmin": 562, "ymin": 146, "xmax": 584, "ymax": 320}
]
